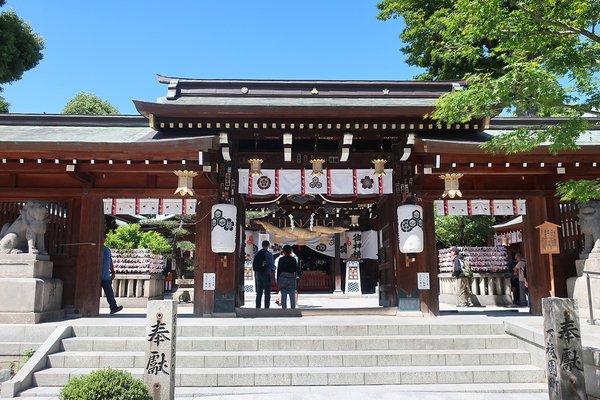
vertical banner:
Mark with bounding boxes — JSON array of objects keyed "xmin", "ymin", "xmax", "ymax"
[
  {"xmin": 144, "ymin": 300, "xmax": 177, "ymax": 400},
  {"xmin": 344, "ymin": 260, "xmax": 362, "ymax": 295}
]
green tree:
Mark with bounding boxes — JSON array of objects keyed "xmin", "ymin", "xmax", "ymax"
[
  {"xmin": 139, "ymin": 217, "xmax": 195, "ymax": 277},
  {"xmin": 63, "ymin": 92, "xmax": 119, "ymax": 115},
  {"xmin": 435, "ymin": 215, "xmax": 496, "ymax": 247},
  {"xmin": 0, "ymin": 0, "xmax": 44, "ymax": 112},
  {"xmin": 105, "ymin": 224, "xmax": 171, "ymax": 255},
  {"xmin": 378, "ymin": 0, "xmax": 599, "ymax": 201}
]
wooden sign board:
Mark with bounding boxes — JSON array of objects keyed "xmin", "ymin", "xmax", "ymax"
[{"xmin": 536, "ymin": 221, "xmax": 561, "ymax": 255}]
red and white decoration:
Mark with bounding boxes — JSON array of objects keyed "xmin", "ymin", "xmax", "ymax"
[
  {"xmin": 397, "ymin": 204, "xmax": 424, "ymax": 253},
  {"xmin": 244, "ymin": 229, "xmax": 379, "ymax": 260},
  {"xmin": 238, "ymin": 168, "xmax": 393, "ymax": 196},
  {"xmin": 103, "ymin": 198, "xmax": 198, "ymax": 216},
  {"xmin": 434, "ymin": 199, "xmax": 526, "ymax": 216},
  {"xmin": 211, "ymin": 204, "xmax": 237, "ymax": 253}
]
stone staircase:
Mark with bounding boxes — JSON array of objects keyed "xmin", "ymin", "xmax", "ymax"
[{"xmin": 13, "ymin": 321, "xmax": 547, "ymax": 398}]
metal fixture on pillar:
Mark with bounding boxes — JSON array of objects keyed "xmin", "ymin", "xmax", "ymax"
[
  {"xmin": 173, "ymin": 170, "xmax": 198, "ymax": 196},
  {"xmin": 310, "ymin": 159, "xmax": 325, "ymax": 176},
  {"xmin": 248, "ymin": 159, "xmax": 263, "ymax": 176},
  {"xmin": 310, "ymin": 136, "xmax": 325, "ymax": 176},
  {"xmin": 249, "ymin": 134, "xmax": 263, "ymax": 176},
  {"xmin": 372, "ymin": 159, "xmax": 387, "ymax": 177},
  {"xmin": 439, "ymin": 172, "xmax": 463, "ymax": 198}
]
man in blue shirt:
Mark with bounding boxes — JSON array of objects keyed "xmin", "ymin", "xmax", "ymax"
[
  {"xmin": 253, "ymin": 240, "xmax": 275, "ymax": 308},
  {"xmin": 101, "ymin": 245, "xmax": 123, "ymax": 314}
]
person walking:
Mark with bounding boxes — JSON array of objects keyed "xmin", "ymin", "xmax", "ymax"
[
  {"xmin": 253, "ymin": 240, "xmax": 275, "ymax": 308},
  {"xmin": 101, "ymin": 245, "xmax": 123, "ymax": 314},
  {"xmin": 451, "ymin": 247, "xmax": 472, "ymax": 307},
  {"xmin": 513, "ymin": 253, "xmax": 528, "ymax": 307},
  {"xmin": 276, "ymin": 245, "xmax": 298, "ymax": 309}
]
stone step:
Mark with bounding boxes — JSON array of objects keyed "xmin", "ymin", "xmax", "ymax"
[
  {"xmin": 60, "ymin": 334, "xmax": 519, "ymax": 352},
  {"xmin": 47, "ymin": 348, "xmax": 532, "ymax": 368},
  {"xmin": 69, "ymin": 323, "xmax": 506, "ymax": 338},
  {"xmin": 15, "ymin": 383, "xmax": 550, "ymax": 398},
  {"xmin": 14, "ymin": 383, "xmax": 550, "ymax": 398},
  {"xmin": 31, "ymin": 365, "xmax": 546, "ymax": 387}
]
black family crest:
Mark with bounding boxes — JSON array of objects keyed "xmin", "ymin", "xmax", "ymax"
[
  {"xmin": 309, "ymin": 176, "xmax": 323, "ymax": 189},
  {"xmin": 256, "ymin": 176, "xmax": 271, "ymax": 190},
  {"xmin": 360, "ymin": 176, "xmax": 374, "ymax": 189},
  {"xmin": 400, "ymin": 209, "xmax": 423, "ymax": 232},
  {"xmin": 211, "ymin": 208, "xmax": 235, "ymax": 231}
]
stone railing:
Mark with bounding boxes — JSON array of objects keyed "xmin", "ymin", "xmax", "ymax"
[
  {"xmin": 101, "ymin": 274, "xmax": 164, "ymax": 308},
  {"xmin": 439, "ymin": 272, "xmax": 513, "ymax": 306}
]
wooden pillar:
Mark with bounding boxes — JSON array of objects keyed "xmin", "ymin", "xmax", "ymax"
[
  {"xmin": 193, "ymin": 195, "xmax": 218, "ymax": 316},
  {"xmin": 72, "ymin": 193, "xmax": 104, "ymax": 316},
  {"xmin": 522, "ymin": 195, "xmax": 551, "ymax": 315},
  {"xmin": 333, "ymin": 234, "xmax": 342, "ymax": 293},
  {"xmin": 415, "ymin": 198, "xmax": 439, "ymax": 315}
]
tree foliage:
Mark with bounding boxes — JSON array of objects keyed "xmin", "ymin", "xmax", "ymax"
[
  {"xmin": 556, "ymin": 179, "xmax": 600, "ymax": 203},
  {"xmin": 105, "ymin": 224, "xmax": 171, "ymax": 255},
  {"xmin": 139, "ymin": 217, "xmax": 195, "ymax": 277},
  {"xmin": 378, "ymin": 0, "xmax": 599, "ymax": 201},
  {"xmin": 63, "ymin": 91, "xmax": 119, "ymax": 115},
  {"xmin": 0, "ymin": 0, "xmax": 44, "ymax": 112},
  {"xmin": 435, "ymin": 215, "xmax": 496, "ymax": 247}
]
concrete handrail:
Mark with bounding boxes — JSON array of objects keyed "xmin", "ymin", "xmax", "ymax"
[{"xmin": 1, "ymin": 325, "xmax": 73, "ymax": 398}]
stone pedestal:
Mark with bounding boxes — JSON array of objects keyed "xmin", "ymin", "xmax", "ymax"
[
  {"xmin": 567, "ymin": 253, "xmax": 600, "ymax": 310},
  {"xmin": 0, "ymin": 254, "xmax": 64, "ymax": 323},
  {"xmin": 173, "ymin": 279, "xmax": 194, "ymax": 303}
]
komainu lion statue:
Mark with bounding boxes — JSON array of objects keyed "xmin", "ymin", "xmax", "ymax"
[
  {"xmin": 0, "ymin": 200, "xmax": 50, "ymax": 255},
  {"xmin": 577, "ymin": 200, "xmax": 600, "ymax": 255}
]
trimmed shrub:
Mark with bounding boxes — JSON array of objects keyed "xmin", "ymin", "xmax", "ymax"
[{"xmin": 59, "ymin": 368, "xmax": 151, "ymax": 400}]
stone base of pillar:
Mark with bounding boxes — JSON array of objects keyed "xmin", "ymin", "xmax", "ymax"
[
  {"xmin": 0, "ymin": 254, "xmax": 64, "ymax": 323},
  {"xmin": 567, "ymin": 253, "xmax": 600, "ymax": 310}
]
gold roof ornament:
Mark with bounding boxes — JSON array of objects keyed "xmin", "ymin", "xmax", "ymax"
[
  {"xmin": 439, "ymin": 173, "xmax": 464, "ymax": 198},
  {"xmin": 372, "ymin": 159, "xmax": 387, "ymax": 177},
  {"xmin": 173, "ymin": 170, "xmax": 198, "ymax": 197},
  {"xmin": 350, "ymin": 215, "xmax": 360, "ymax": 227},
  {"xmin": 248, "ymin": 158, "xmax": 263, "ymax": 177}
]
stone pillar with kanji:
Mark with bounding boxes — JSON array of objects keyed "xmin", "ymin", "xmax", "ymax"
[
  {"xmin": 542, "ymin": 297, "xmax": 587, "ymax": 399},
  {"xmin": 144, "ymin": 300, "xmax": 177, "ymax": 400}
]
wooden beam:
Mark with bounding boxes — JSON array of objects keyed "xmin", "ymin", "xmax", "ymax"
[{"xmin": 0, "ymin": 188, "xmax": 217, "ymax": 199}]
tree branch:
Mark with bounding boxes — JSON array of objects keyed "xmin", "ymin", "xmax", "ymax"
[{"xmin": 519, "ymin": 6, "xmax": 600, "ymax": 44}]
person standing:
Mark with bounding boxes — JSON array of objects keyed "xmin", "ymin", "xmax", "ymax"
[
  {"xmin": 451, "ymin": 247, "xmax": 472, "ymax": 307},
  {"xmin": 253, "ymin": 240, "xmax": 275, "ymax": 308},
  {"xmin": 277, "ymin": 245, "xmax": 298, "ymax": 309},
  {"xmin": 513, "ymin": 253, "xmax": 528, "ymax": 307},
  {"xmin": 101, "ymin": 245, "xmax": 123, "ymax": 314}
]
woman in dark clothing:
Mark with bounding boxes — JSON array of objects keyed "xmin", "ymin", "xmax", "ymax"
[{"xmin": 276, "ymin": 245, "xmax": 298, "ymax": 309}]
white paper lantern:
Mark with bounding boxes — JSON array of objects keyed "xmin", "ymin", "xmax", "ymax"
[
  {"xmin": 211, "ymin": 204, "xmax": 237, "ymax": 253},
  {"xmin": 397, "ymin": 204, "xmax": 424, "ymax": 253}
]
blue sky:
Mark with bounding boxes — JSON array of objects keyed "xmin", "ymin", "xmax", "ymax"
[{"xmin": 2, "ymin": 1, "xmax": 422, "ymax": 115}]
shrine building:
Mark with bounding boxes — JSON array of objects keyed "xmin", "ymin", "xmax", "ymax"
[{"xmin": 0, "ymin": 75, "xmax": 598, "ymax": 317}]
